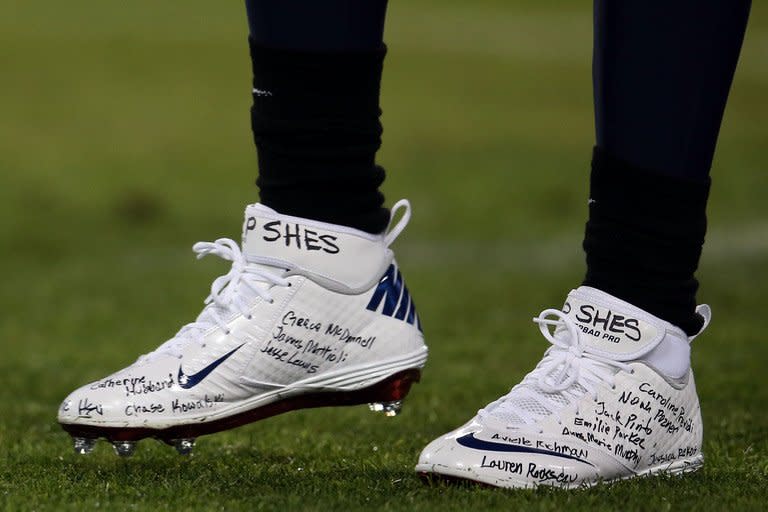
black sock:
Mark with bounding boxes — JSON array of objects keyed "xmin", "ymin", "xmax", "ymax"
[
  {"xmin": 246, "ymin": 1, "xmax": 390, "ymax": 234},
  {"xmin": 582, "ymin": 147, "xmax": 710, "ymax": 335}
]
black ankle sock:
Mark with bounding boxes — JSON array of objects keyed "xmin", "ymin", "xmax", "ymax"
[
  {"xmin": 582, "ymin": 147, "xmax": 710, "ymax": 335},
  {"xmin": 249, "ymin": 40, "xmax": 389, "ymax": 234}
]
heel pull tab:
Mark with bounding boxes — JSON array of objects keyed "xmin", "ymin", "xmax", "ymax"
[
  {"xmin": 689, "ymin": 305, "xmax": 712, "ymax": 343},
  {"xmin": 384, "ymin": 199, "xmax": 412, "ymax": 247}
]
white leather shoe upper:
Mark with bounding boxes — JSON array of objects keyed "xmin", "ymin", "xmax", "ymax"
[{"xmin": 59, "ymin": 201, "xmax": 427, "ymax": 430}]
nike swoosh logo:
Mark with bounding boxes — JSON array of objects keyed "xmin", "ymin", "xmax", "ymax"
[
  {"xmin": 177, "ymin": 343, "xmax": 245, "ymax": 390},
  {"xmin": 456, "ymin": 433, "xmax": 594, "ymax": 466}
]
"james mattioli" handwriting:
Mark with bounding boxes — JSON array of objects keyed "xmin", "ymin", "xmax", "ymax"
[{"xmin": 260, "ymin": 311, "xmax": 377, "ymax": 374}]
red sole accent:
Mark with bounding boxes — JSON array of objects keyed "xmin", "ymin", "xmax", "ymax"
[{"xmin": 60, "ymin": 369, "xmax": 421, "ymax": 442}]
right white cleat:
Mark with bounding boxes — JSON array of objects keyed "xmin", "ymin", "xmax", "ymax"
[
  {"xmin": 417, "ymin": 287, "xmax": 708, "ymax": 488},
  {"xmin": 59, "ymin": 200, "xmax": 427, "ymax": 455}
]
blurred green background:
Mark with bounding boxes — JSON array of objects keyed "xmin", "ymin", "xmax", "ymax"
[{"xmin": 1, "ymin": 1, "xmax": 767, "ymax": 510}]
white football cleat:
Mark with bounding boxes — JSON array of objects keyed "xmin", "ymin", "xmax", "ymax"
[
  {"xmin": 59, "ymin": 200, "xmax": 427, "ymax": 456},
  {"xmin": 416, "ymin": 286, "xmax": 708, "ymax": 488}
]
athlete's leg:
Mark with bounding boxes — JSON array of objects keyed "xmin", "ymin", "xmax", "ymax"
[
  {"xmin": 58, "ymin": 1, "xmax": 428, "ymax": 456},
  {"xmin": 585, "ymin": 0, "xmax": 752, "ymax": 334},
  {"xmin": 417, "ymin": 0, "xmax": 751, "ymax": 488},
  {"xmin": 247, "ymin": 0, "xmax": 390, "ymax": 233}
]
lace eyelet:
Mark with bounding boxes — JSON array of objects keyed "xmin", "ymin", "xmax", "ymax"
[
  {"xmin": 247, "ymin": 314, "xmax": 253, "ymax": 320},
  {"xmin": 287, "ymin": 283, "xmax": 292, "ymax": 287},
  {"xmin": 269, "ymin": 299, "xmax": 275, "ymax": 304},
  {"xmin": 630, "ymin": 368, "xmax": 636, "ymax": 375},
  {"xmin": 225, "ymin": 329, "xmax": 231, "ymax": 335}
]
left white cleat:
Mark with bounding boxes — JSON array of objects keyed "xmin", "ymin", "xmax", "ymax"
[
  {"xmin": 58, "ymin": 199, "xmax": 427, "ymax": 456},
  {"xmin": 417, "ymin": 286, "xmax": 709, "ymax": 488}
]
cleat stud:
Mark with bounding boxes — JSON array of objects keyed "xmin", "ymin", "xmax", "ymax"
[
  {"xmin": 112, "ymin": 440, "xmax": 137, "ymax": 458},
  {"xmin": 73, "ymin": 437, "xmax": 97, "ymax": 455},
  {"xmin": 172, "ymin": 438, "xmax": 196, "ymax": 456},
  {"xmin": 368, "ymin": 400, "xmax": 403, "ymax": 417}
]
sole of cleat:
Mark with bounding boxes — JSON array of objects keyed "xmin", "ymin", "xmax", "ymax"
[
  {"xmin": 61, "ymin": 369, "xmax": 420, "ymax": 446},
  {"xmin": 418, "ymin": 472, "xmax": 496, "ymax": 489}
]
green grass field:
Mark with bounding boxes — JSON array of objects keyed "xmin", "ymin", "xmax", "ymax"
[{"xmin": 2, "ymin": 1, "xmax": 768, "ymax": 510}]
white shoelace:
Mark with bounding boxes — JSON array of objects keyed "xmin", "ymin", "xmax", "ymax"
[
  {"xmin": 479, "ymin": 309, "xmax": 633, "ymax": 429},
  {"xmin": 140, "ymin": 238, "xmax": 290, "ymax": 361}
]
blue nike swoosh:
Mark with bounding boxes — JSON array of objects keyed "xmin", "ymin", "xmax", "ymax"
[
  {"xmin": 456, "ymin": 433, "xmax": 594, "ymax": 466},
  {"xmin": 177, "ymin": 343, "xmax": 245, "ymax": 390}
]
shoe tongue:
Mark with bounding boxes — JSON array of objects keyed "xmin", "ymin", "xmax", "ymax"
[
  {"xmin": 240, "ymin": 204, "xmax": 391, "ymax": 292},
  {"xmin": 559, "ymin": 286, "xmax": 669, "ymax": 361},
  {"xmin": 488, "ymin": 287, "xmax": 677, "ymax": 427}
]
